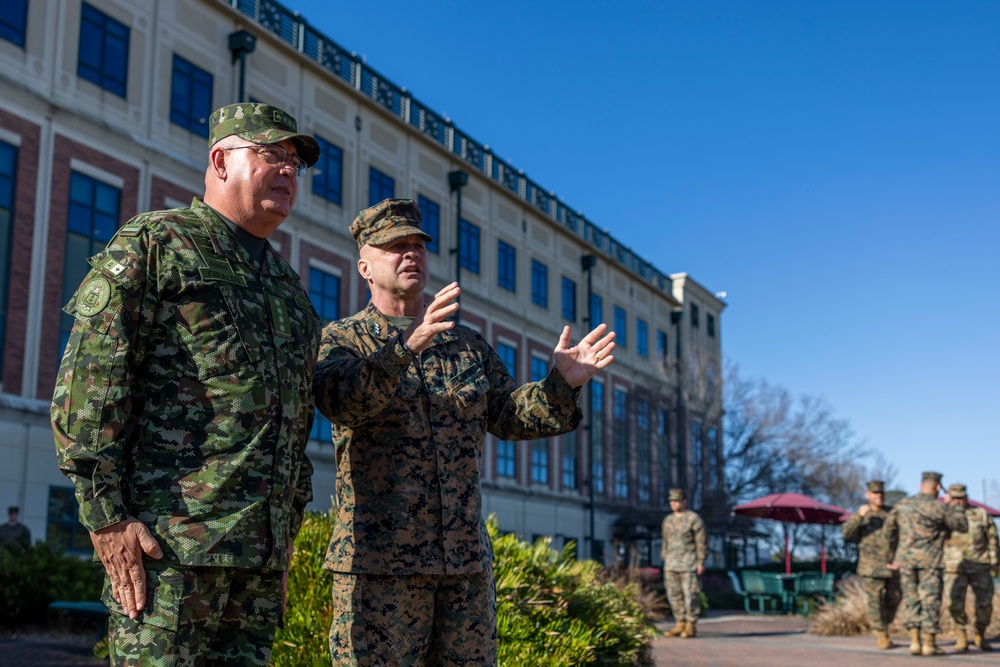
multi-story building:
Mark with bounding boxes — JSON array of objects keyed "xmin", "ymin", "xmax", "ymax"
[{"xmin": 0, "ymin": 0, "xmax": 725, "ymax": 567}]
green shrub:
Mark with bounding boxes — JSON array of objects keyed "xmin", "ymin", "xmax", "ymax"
[
  {"xmin": 0, "ymin": 542, "xmax": 104, "ymax": 628},
  {"xmin": 272, "ymin": 512, "xmax": 656, "ymax": 666}
]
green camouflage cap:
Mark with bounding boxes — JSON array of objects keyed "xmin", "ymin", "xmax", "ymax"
[
  {"xmin": 208, "ymin": 103, "xmax": 320, "ymax": 167},
  {"xmin": 866, "ymin": 480, "xmax": 885, "ymax": 493},
  {"xmin": 350, "ymin": 198, "xmax": 432, "ymax": 249},
  {"xmin": 922, "ymin": 471, "xmax": 943, "ymax": 485},
  {"xmin": 947, "ymin": 483, "xmax": 967, "ymax": 498},
  {"xmin": 668, "ymin": 488, "xmax": 686, "ymax": 502}
]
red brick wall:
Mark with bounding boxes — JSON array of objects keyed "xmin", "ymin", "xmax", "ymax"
[
  {"xmin": 37, "ymin": 136, "xmax": 140, "ymax": 399},
  {"xmin": 149, "ymin": 176, "xmax": 197, "ymax": 212},
  {"xmin": 0, "ymin": 109, "xmax": 40, "ymax": 395}
]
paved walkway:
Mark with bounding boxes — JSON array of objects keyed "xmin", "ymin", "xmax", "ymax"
[
  {"xmin": 0, "ymin": 633, "xmax": 100, "ymax": 667},
  {"xmin": 652, "ymin": 614, "xmax": 998, "ymax": 666}
]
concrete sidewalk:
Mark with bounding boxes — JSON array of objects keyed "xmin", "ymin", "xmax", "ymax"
[
  {"xmin": 0, "ymin": 633, "xmax": 100, "ymax": 667},
  {"xmin": 652, "ymin": 614, "xmax": 998, "ymax": 666}
]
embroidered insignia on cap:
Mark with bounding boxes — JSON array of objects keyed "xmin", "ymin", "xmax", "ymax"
[{"xmin": 77, "ymin": 276, "xmax": 112, "ymax": 317}]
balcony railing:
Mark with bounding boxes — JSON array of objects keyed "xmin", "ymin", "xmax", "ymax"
[{"xmin": 223, "ymin": 0, "xmax": 671, "ymax": 294}]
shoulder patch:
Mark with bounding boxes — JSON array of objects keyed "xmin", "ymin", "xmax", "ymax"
[
  {"xmin": 117, "ymin": 222, "xmax": 144, "ymax": 237},
  {"xmin": 76, "ymin": 275, "xmax": 112, "ymax": 317}
]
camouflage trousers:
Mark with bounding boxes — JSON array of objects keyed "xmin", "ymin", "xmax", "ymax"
[
  {"xmin": 898, "ymin": 567, "xmax": 943, "ymax": 633},
  {"xmin": 861, "ymin": 575, "xmax": 901, "ymax": 631},
  {"xmin": 103, "ymin": 562, "xmax": 282, "ymax": 667},
  {"xmin": 329, "ymin": 570, "xmax": 497, "ymax": 667},
  {"xmin": 663, "ymin": 570, "xmax": 701, "ymax": 622},
  {"xmin": 945, "ymin": 564, "xmax": 995, "ymax": 631}
]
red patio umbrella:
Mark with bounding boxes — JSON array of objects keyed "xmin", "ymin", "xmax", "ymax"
[{"xmin": 732, "ymin": 492, "xmax": 848, "ymax": 574}]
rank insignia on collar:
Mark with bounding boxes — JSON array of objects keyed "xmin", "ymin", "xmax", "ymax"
[{"xmin": 372, "ymin": 321, "xmax": 381, "ymax": 336}]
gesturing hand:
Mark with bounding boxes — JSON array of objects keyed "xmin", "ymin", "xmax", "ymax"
[
  {"xmin": 858, "ymin": 504, "xmax": 870, "ymax": 517},
  {"xmin": 403, "ymin": 282, "xmax": 461, "ymax": 353},
  {"xmin": 90, "ymin": 518, "xmax": 164, "ymax": 619},
  {"xmin": 553, "ymin": 323, "xmax": 616, "ymax": 388}
]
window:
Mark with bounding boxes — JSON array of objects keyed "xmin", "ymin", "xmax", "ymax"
[
  {"xmin": 78, "ymin": 3, "xmax": 129, "ymax": 97},
  {"xmin": 308, "ymin": 267, "xmax": 340, "ymax": 443},
  {"xmin": 657, "ymin": 408, "xmax": 672, "ymax": 505},
  {"xmin": 637, "ymin": 399, "xmax": 651, "ymax": 503},
  {"xmin": 589, "ymin": 293, "xmax": 602, "ymax": 327},
  {"xmin": 531, "ymin": 260, "xmax": 548, "ymax": 308},
  {"xmin": 61, "ymin": 171, "xmax": 121, "ymax": 354},
  {"xmin": 368, "ymin": 167, "xmax": 394, "ymax": 205},
  {"xmin": 637, "ymin": 319, "xmax": 648, "ymax": 358},
  {"xmin": 459, "ymin": 219, "xmax": 480, "ymax": 274},
  {"xmin": 0, "ymin": 0, "xmax": 28, "ymax": 47},
  {"xmin": 590, "ymin": 380, "xmax": 604, "ymax": 495},
  {"xmin": 614, "ymin": 306, "xmax": 627, "ymax": 347},
  {"xmin": 707, "ymin": 427, "xmax": 720, "ymax": 490},
  {"xmin": 417, "ymin": 195, "xmax": 439, "ymax": 253},
  {"xmin": 561, "ymin": 276, "xmax": 576, "ymax": 321},
  {"xmin": 613, "ymin": 389, "xmax": 629, "ymax": 499},
  {"xmin": 707, "ymin": 313, "xmax": 716, "ymax": 338},
  {"xmin": 561, "ymin": 429, "xmax": 578, "ymax": 490},
  {"xmin": 312, "ymin": 136, "xmax": 343, "ymax": 205},
  {"xmin": 531, "ymin": 441, "xmax": 549, "ymax": 485},
  {"xmin": 47, "ymin": 486, "xmax": 91, "ymax": 554},
  {"xmin": 0, "ymin": 141, "xmax": 16, "ymax": 375},
  {"xmin": 531, "ymin": 356, "xmax": 548, "ymax": 384},
  {"xmin": 170, "ymin": 54, "xmax": 212, "ymax": 138},
  {"xmin": 657, "ymin": 330, "xmax": 668, "ymax": 360},
  {"xmin": 497, "ymin": 240, "xmax": 516, "ymax": 292},
  {"xmin": 497, "ymin": 342, "xmax": 517, "ymax": 381},
  {"xmin": 691, "ymin": 420, "xmax": 703, "ymax": 509},
  {"xmin": 497, "ymin": 440, "xmax": 516, "ymax": 478},
  {"xmin": 691, "ymin": 303, "xmax": 700, "ymax": 329}
]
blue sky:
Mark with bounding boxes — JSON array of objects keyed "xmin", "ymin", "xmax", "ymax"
[{"xmin": 288, "ymin": 1, "xmax": 1000, "ymax": 501}]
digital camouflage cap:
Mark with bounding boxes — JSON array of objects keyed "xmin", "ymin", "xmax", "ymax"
[
  {"xmin": 866, "ymin": 480, "xmax": 885, "ymax": 493},
  {"xmin": 350, "ymin": 198, "xmax": 432, "ymax": 249},
  {"xmin": 669, "ymin": 488, "xmax": 686, "ymax": 502},
  {"xmin": 922, "ymin": 471, "xmax": 943, "ymax": 485},
  {"xmin": 208, "ymin": 103, "xmax": 320, "ymax": 167},
  {"xmin": 947, "ymin": 483, "xmax": 967, "ymax": 498}
]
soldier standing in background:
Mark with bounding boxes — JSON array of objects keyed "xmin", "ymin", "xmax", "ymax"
[
  {"xmin": 842, "ymin": 480, "xmax": 901, "ymax": 650},
  {"xmin": 314, "ymin": 198, "xmax": 616, "ymax": 667},
  {"xmin": 661, "ymin": 488, "xmax": 707, "ymax": 640},
  {"xmin": 944, "ymin": 483, "xmax": 998, "ymax": 652},
  {"xmin": 0, "ymin": 506, "xmax": 31, "ymax": 548},
  {"xmin": 52, "ymin": 103, "xmax": 321, "ymax": 666},
  {"xmin": 886, "ymin": 471, "xmax": 968, "ymax": 656}
]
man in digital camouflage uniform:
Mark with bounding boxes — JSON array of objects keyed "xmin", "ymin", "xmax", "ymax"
[
  {"xmin": 52, "ymin": 103, "xmax": 321, "ymax": 666},
  {"xmin": 842, "ymin": 479, "xmax": 901, "ymax": 650},
  {"xmin": 885, "ymin": 471, "xmax": 968, "ymax": 656},
  {"xmin": 0, "ymin": 506, "xmax": 31, "ymax": 548},
  {"xmin": 660, "ymin": 488, "xmax": 706, "ymax": 639},
  {"xmin": 944, "ymin": 483, "xmax": 998, "ymax": 652},
  {"xmin": 314, "ymin": 198, "xmax": 616, "ymax": 666}
]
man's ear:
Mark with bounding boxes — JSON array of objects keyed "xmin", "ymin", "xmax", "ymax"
[
  {"xmin": 357, "ymin": 257, "xmax": 371, "ymax": 281},
  {"xmin": 209, "ymin": 146, "xmax": 228, "ymax": 179}
]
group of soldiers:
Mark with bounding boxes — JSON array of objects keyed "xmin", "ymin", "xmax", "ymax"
[
  {"xmin": 843, "ymin": 471, "xmax": 998, "ymax": 655},
  {"xmin": 658, "ymin": 471, "xmax": 998, "ymax": 655}
]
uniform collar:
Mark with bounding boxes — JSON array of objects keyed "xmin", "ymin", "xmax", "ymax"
[
  {"xmin": 361, "ymin": 301, "xmax": 459, "ymax": 347},
  {"xmin": 191, "ymin": 198, "xmax": 298, "ymax": 280}
]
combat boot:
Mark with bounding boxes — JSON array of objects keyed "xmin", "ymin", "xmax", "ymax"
[
  {"xmin": 974, "ymin": 630, "xmax": 992, "ymax": 651},
  {"xmin": 872, "ymin": 629, "xmax": 892, "ymax": 650},
  {"xmin": 679, "ymin": 621, "xmax": 696, "ymax": 638},
  {"xmin": 664, "ymin": 621, "xmax": 685, "ymax": 637},
  {"xmin": 954, "ymin": 626, "xmax": 968, "ymax": 653},
  {"xmin": 921, "ymin": 633, "xmax": 943, "ymax": 656},
  {"xmin": 908, "ymin": 628, "xmax": 921, "ymax": 655}
]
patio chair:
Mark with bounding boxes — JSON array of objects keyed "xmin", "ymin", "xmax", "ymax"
[{"xmin": 733, "ymin": 570, "xmax": 783, "ymax": 614}]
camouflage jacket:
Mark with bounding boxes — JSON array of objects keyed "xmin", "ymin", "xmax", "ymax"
[
  {"xmin": 661, "ymin": 510, "xmax": 707, "ymax": 572},
  {"xmin": 885, "ymin": 492, "xmax": 968, "ymax": 570},
  {"xmin": 52, "ymin": 198, "xmax": 319, "ymax": 571},
  {"xmin": 842, "ymin": 506, "xmax": 897, "ymax": 578},
  {"xmin": 314, "ymin": 302, "xmax": 583, "ymax": 575},
  {"xmin": 944, "ymin": 505, "xmax": 999, "ymax": 572}
]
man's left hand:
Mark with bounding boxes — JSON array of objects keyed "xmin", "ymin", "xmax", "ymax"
[{"xmin": 553, "ymin": 323, "xmax": 616, "ymax": 388}]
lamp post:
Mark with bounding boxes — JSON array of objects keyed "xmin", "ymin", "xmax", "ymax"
[
  {"xmin": 227, "ymin": 30, "xmax": 256, "ymax": 102},
  {"xmin": 448, "ymin": 170, "xmax": 468, "ymax": 324},
  {"xmin": 581, "ymin": 254, "xmax": 597, "ymax": 560}
]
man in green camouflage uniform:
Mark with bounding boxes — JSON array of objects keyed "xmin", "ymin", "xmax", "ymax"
[
  {"xmin": 314, "ymin": 199, "xmax": 617, "ymax": 667},
  {"xmin": 660, "ymin": 488, "xmax": 706, "ymax": 639},
  {"xmin": 885, "ymin": 471, "xmax": 968, "ymax": 656},
  {"xmin": 842, "ymin": 480, "xmax": 901, "ymax": 649},
  {"xmin": 943, "ymin": 483, "xmax": 998, "ymax": 652},
  {"xmin": 52, "ymin": 103, "xmax": 321, "ymax": 667}
]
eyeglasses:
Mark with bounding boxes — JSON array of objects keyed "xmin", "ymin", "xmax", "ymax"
[{"xmin": 225, "ymin": 143, "xmax": 308, "ymax": 177}]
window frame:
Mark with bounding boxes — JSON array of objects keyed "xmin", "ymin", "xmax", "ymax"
[
  {"xmin": 78, "ymin": 2, "xmax": 130, "ymax": 98},
  {"xmin": 311, "ymin": 135, "xmax": 344, "ymax": 205},
  {"xmin": 169, "ymin": 54, "xmax": 213, "ymax": 138},
  {"xmin": 497, "ymin": 239, "xmax": 516, "ymax": 292}
]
